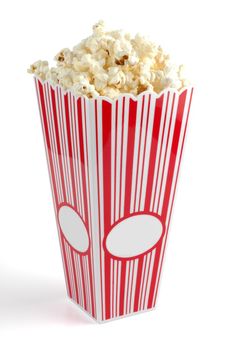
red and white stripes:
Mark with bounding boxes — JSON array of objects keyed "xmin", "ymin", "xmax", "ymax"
[
  {"xmin": 34, "ymin": 77, "xmax": 193, "ymax": 322},
  {"xmin": 35, "ymin": 79, "xmax": 96, "ymax": 319}
]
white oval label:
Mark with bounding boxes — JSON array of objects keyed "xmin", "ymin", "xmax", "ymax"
[
  {"xmin": 58, "ymin": 206, "xmax": 89, "ymax": 253},
  {"xmin": 105, "ymin": 214, "xmax": 163, "ymax": 258}
]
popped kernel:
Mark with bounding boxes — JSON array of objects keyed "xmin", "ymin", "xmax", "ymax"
[
  {"xmin": 94, "ymin": 73, "xmax": 108, "ymax": 90},
  {"xmin": 55, "ymin": 48, "xmax": 73, "ymax": 66},
  {"xmin": 27, "ymin": 60, "xmax": 49, "ymax": 80},
  {"xmin": 101, "ymin": 86, "xmax": 121, "ymax": 99},
  {"xmin": 28, "ymin": 21, "xmax": 189, "ymax": 98}
]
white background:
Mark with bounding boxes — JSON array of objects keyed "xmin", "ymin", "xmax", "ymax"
[{"xmin": 0, "ymin": 0, "xmax": 233, "ymax": 349}]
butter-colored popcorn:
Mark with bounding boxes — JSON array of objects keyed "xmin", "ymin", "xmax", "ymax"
[
  {"xmin": 94, "ymin": 72, "xmax": 108, "ymax": 90},
  {"xmin": 127, "ymin": 54, "xmax": 139, "ymax": 66},
  {"xmin": 45, "ymin": 67, "xmax": 58, "ymax": 85},
  {"xmin": 27, "ymin": 60, "xmax": 49, "ymax": 80},
  {"xmin": 92, "ymin": 20, "xmax": 105, "ymax": 36},
  {"xmin": 101, "ymin": 86, "xmax": 120, "ymax": 99},
  {"xmin": 28, "ymin": 21, "xmax": 189, "ymax": 98},
  {"xmin": 108, "ymin": 67, "xmax": 126, "ymax": 88},
  {"xmin": 70, "ymin": 75, "xmax": 100, "ymax": 98},
  {"xmin": 55, "ymin": 48, "xmax": 73, "ymax": 66}
]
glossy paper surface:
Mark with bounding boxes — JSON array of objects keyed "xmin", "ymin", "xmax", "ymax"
[{"xmin": 35, "ymin": 77, "xmax": 193, "ymax": 322}]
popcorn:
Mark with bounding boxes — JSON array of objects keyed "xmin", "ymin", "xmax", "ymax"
[
  {"xmin": 27, "ymin": 60, "xmax": 49, "ymax": 80},
  {"xmin": 127, "ymin": 54, "xmax": 139, "ymax": 66},
  {"xmin": 28, "ymin": 21, "xmax": 189, "ymax": 98},
  {"xmin": 100, "ymin": 86, "xmax": 121, "ymax": 99},
  {"xmin": 45, "ymin": 67, "xmax": 58, "ymax": 84},
  {"xmin": 108, "ymin": 69, "xmax": 126, "ymax": 88},
  {"xmin": 92, "ymin": 20, "xmax": 105, "ymax": 36},
  {"xmin": 94, "ymin": 72, "xmax": 108, "ymax": 90},
  {"xmin": 54, "ymin": 48, "xmax": 73, "ymax": 66}
]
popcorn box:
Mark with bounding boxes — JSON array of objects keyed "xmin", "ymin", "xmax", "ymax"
[{"xmin": 34, "ymin": 77, "xmax": 193, "ymax": 322}]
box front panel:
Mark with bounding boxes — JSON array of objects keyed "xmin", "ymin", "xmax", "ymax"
[{"xmin": 94, "ymin": 89, "xmax": 193, "ymax": 321}]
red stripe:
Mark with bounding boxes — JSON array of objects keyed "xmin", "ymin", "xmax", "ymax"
[
  {"xmin": 76, "ymin": 98, "xmax": 89, "ymax": 226},
  {"xmin": 64, "ymin": 93, "xmax": 77, "ymax": 209},
  {"xmin": 133, "ymin": 96, "xmax": 145, "ymax": 212},
  {"xmin": 69, "ymin": 95, "xmax": 79, "ymax": 213},
  {"xmin": 60, "ymin": 236, "xmax": 72, "ymax": 298},
  {"xmin": 63, "ymin": 242, "xmax": 72, "ymax": 298},
  {"xmin": 71, "ymin": 250, "xmax": 79, "ymax": 303},
  {"xmin": 133, "ymin": 257, "xmax": 143, "ymax": 312},
  {"xmin": 138, "ymin": 255, "xmax": 146, "ymax": 310},
  {"xmin": 114, "ymin": 101, "xmax": 118, "ymax": 221},
  {"xmin": 73, "ymin": 96, "xmax": 84, "ymax": 217},
  {"xmin": 102, "ymin": 100, "xmax": 112, "ymax": 320},
  {"xmin": 94, "ymin": 100, "xmax": 104, "ymax": 319},
  {"xmin": 156, "ymin": 93, "xmax": 176, "ymax": 212},
  {"xmin": 83, "ymin": 100, "xmax": 96, "ymax": 318},
  {"xmin": 87, "ymin": 254, "xmax": 95, "ymax": 317},
  {"xmin": 111, "ymin": 260, "xmax": 114, "ymax": 317},
  {"xmin": 119, "ymin": 261, "xmax": 126, "ymax": 316},
  {"xmin": 138, "ymin": 95, "xmax": 151, "ymax": 209},
  {"xmin": 144, "ymin": 95, "xmax": 164, "ymax": 212},
  {"xmin": 50, "ymin": 87, "xmax": 67, "ymax": 202},
  {"xmin": 119, "ymin": 97, "xmax": 125, "ymax": 219},
  {"xmin": 116, "ymin": 261, "xmax": 118, "ymax": 316},
  {"xmin": 104, "ymin": 256, "xmax": 111, "ymax": 319},
  {"xmin": 79, "ymin": 256, "xmax": 87, "ymax": 310},
  {"xmin": 85, "ymin": 257, "xmax": 90, "ymax": 313},
  {"xmin": 124, "ymin": 99, "xmax": 137, "ymax": 215},
  {"xmin": 147, "ymin": 244, "xmax": 162, "ymax": 308},
  {"xmin": 125, "ymin": 262, "xmax": 131, "ymax": 314},
  {"xmin": 143, "ymin": 252, "xmax": 152, "ymax": 309},
  {"xmin": 151, "ymin": 92, "xmax": 170, "ymax": 211},
  {"xmin": 58, "ymin": 87, "xmax": 70, "ymax": 203},
  {"xmin": 129, "ymin": 260, "xmax": 135, "ymax": 313},
  {"xmin": 76, "ymin": 255, "xmax": 83, "ymax": 306},
  {"xmin": 161, "ymin": 91, "xmax": 188, "ymax": 219}
]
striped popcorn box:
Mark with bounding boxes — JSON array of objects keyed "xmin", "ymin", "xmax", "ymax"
[{"xmin": 34, "ymin": 77, "xmax": 193, "ymax": 322}]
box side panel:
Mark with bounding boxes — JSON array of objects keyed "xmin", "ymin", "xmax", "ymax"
[{"xmin": 35, "ymin": 78, "xmax": 98, "ymax": 320}]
